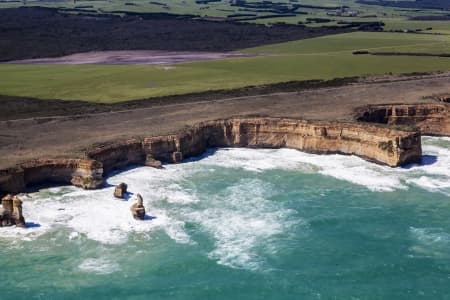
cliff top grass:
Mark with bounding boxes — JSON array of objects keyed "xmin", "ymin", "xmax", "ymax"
[{"xmin": 1, "ymin": 32, "xmax": 450, "ymax": 103}]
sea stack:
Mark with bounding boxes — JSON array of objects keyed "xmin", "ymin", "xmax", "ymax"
[
  {"xmin": 114, "ymin": 182, "xmax": 128, "ymax": 199},
  {"xmin": 130, "ymin": 193, "xmax": 146, "ymax": 220},
  {"xmin": 0, "ymin": 194, "xmax": 26, "ymax": 227}
]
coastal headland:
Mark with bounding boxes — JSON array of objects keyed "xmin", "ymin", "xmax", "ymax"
[{"xmin": 0, "ymin": 73, "xmax": 449, "ymax": 195}]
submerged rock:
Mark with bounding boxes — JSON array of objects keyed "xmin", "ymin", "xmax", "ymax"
[
  {"xmin": 0, "ymin": 194, "xmax": 26, "ymax": 227},
  {"xmin": 130, "ymin": 193, "xmax": 146, "ymax": 220},
  {"xmin": 114, "ymin": 182, "xmax": 128, "ymax": 199}
]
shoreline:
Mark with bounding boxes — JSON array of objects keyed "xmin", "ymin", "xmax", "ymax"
[
  {"xmin": 0, "ymin": 117, "xmax": 424, "ymax": 195},
  {"xmin": 0, "ymin": 74, "xmax": 448, "ymax": 196}
]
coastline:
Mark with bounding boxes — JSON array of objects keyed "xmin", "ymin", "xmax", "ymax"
[
  {"xmin": 0, "ymin": 117, "xmax": 424, "ymax": 195},
  {"xmin": 0, "ymin": 73, "xmax": 448, "ymax": 196}
]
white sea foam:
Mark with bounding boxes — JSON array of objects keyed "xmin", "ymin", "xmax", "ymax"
[
  {"xmin": 401, "ymin": 137, "xmax": 450, "ymax": 195},
  {"xmin": 194, "ymin": 136, "xmax": 450, "ymax": 194},
  {"xmin": 183, "ymin": 178, "xmax": 301, "ymax": 270},
  {"xmin": 78, "ymin": 258, "xmax": 121, "ymax": 274},
  {"xmin": 1, "ymin": 171, "xmax": 193, "ymax": 244},
  {"xmin": 409, "ymin": 227, "xmax": 450, "ymax": 259},
  {"xmin": 0, "ymin": 137, "xmax": 448, "ymax": 271},
  {"xmin": 195, "ymin": 148, "xmax": 405, "ymax": 192}
]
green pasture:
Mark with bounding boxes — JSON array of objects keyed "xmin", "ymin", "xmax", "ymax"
[
  {"xmin": 1, "ymin": 32, "xmax": 450, "ymax": 103},
  {"xmin": 244, "ymin": 31, "xmax": 450, "ymax": 54}
]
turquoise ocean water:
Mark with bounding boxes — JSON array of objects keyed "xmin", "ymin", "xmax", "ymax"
[{"xmin": 0, "ymin": 137, "xmax": 449, "ymax": 299}]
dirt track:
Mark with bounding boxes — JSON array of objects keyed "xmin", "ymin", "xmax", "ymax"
[
  {"xmin": 0, "ymin": 7, "xmax": 348, "ymax": 62},
  {"xmin": 0, "ymin": 73, "xmax": 449, "ymax": 169},
  {"xmin": 5, "ymin": 50, "xmax": 260, "ymax": 65}
]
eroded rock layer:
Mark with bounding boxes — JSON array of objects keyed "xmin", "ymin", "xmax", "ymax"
[
  {"xmin": 0, "ymin": 159, "xmax": 104, "ymax": 195},
  {"xmin": 356, "ymin": 103, "xmax": 450, "ymax": 136},
  {"xmin": 0, "ymin": 118, "xmax": 423, "ymax": 195},
  {"xmin": 0, "ymin": 194, "xmax": 26, "ymax": 227}
]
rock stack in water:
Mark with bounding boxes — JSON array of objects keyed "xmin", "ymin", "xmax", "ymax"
[
  {"xmin": 0, "ymin": 194, "xmax": 26, "ymax": 227},
  {"xmin": 130, "ymin": 193, "xmax": 146, "ymax": 220},
  {"xmin": 114, "ymin": 182, "xmax": 128, "ymax": 199}
]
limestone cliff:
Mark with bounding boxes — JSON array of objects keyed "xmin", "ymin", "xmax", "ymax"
[
  {"xmin": 0, "ymin": 194, "xmax": 26, "ymax": 227},
  {"xmin": 88, "ymin": 139, "xmax": 145, "ymax": 174},
  {"xmin": 0, "ymin": 117, "xmax": 424, "ymax": 195},
  {"xmin": 87, "ymin": 118, "xmax": 422, "ymax": 170},
  {"xmin": 141, "ymin": 118, "xmax": 421, "ymax": 167},
  {"xmin": 0, "ymin": 159, "xmax": 104, "ymax": 195},
  {"xmin": 356, "ymin": 103, "xmax": 450, "ymax": 136}
]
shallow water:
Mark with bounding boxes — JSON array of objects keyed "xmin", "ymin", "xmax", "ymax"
[{"xmin": 1, "ymin": 137, "xmax": 449, "ymax": 299}]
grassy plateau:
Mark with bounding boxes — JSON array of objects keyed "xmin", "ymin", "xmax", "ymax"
[{"xmin": 1, "ymin": 31, "xmax": 450, "ymax": 103}]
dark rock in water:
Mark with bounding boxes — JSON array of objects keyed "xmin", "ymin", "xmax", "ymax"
[
  {"xmin": 0, "ymin": 194, "xmax": 26, "ymax": 227},
  {"xmin": 145, "ymin": 155, "xmax": 163, "ymax": 169},
  {"xmin": 130, "ymin": 193, "xmax": 146, "ymax": 220},
  {"xmin": 114, "ymin": 182, "xmax": 128, "ymax": 199}
]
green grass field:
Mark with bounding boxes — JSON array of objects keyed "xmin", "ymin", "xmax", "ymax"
[
  {"xmin": 1, "ymin": 32, "xmax": 450, "ymax": 103},
  {"xmin": 243, "ymin": 31, "xmax": 450, "ymax": 54}
]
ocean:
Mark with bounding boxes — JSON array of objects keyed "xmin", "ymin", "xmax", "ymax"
[{"xmin": 1, "ymin": 136, "xmax": 449, "ymax": 299}]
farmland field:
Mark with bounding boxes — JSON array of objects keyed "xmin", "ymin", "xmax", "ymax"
[
  {"xmin": 1, "ymin": 32, "xmax": 449, "ymax": 102},
  {"xmin": 0, "ymin": 0, "xmax": 449, "ymax": 32}
]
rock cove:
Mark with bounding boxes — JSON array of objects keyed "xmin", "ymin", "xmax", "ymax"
[{"xmin": 0, "ymin": 117, "xmax": 425, "ymax": 195}]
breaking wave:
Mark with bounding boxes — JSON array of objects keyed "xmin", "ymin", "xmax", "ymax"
[{"xmin": 0, "ymin": 137, "xmax": 448, "ymax": 271}]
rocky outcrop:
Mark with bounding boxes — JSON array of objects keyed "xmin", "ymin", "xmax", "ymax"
[
  {"xmin": 114, "ymin": 182, "xmax": 128, "ymax": 199},
  {"xmin": 69, "ymin": 160, "xmax": 104, "ymax": 190},
  {"xmin": 0, "ymin": 117, "xmax": 424, "ymax": 195},
  {"xmin": 145, "ymin": 155, "xmax": 163, "ymax": 169},
  {"xmin": 0, "ymin": 159, "xmax": 104, "ymax": 195},
  {"xmin": 130, "ymin": 193, "xmax": 146, "ymax": 220},
  {"xmin": 0, "ymin": 194, "xmax": 26, "ymax": 227},
  {"xmin": 356, "ymin": 103, "xmax": 450, "ymax": 136}
]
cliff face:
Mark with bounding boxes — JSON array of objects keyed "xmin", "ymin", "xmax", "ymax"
[
  {"xmin": 0, "ymin": 159, "xmax": 104, "ymax": 195},
  {"xmin": 356, "ymin": 103, "xmax": 450, "ymax": 136},
  {"xmin": 88, "ymin": 139, "xmax": 145, "ymax": 174},
  {"xmin": 88, "ymin": 118, "xmax": 422, "ymax": 169},
  {"xmin": 0, "ymin": 117, "xmax": 423, "ymax": 195},
  {"xmin": 0, "ymin": 168, "xmax": 25, "ymax": 194}
]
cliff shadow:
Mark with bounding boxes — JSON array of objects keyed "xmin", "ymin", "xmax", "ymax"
[
  {"xmin": 402, "ymin": 155, "xmax": 438, "ymax": 169},
  {"xmin": 182, "ymin": 148, "xmax": 220, "ymax": 163},
  {"xmin": 24, "ymin": 182, "xmax": 73, "ymax": 193},
  {"xmin": 25, "ymin": 222, "xmax": 41, "ymax": 228},
  {"xmin": 144, "ymin": 215, "xmax": 157, "ymax": 221},
  {"xmin": 122, "ymin": 191, "xmax": 134, "ymax": 201}
]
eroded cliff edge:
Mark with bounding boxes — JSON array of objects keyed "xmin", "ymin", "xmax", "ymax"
[
  {"xmin": 356, "ymin": 103, "xmax": 450, "ymax": 136},
  {"xmin": 0, "ymin": 117, "xmax": 422, "ymax": 195}
]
